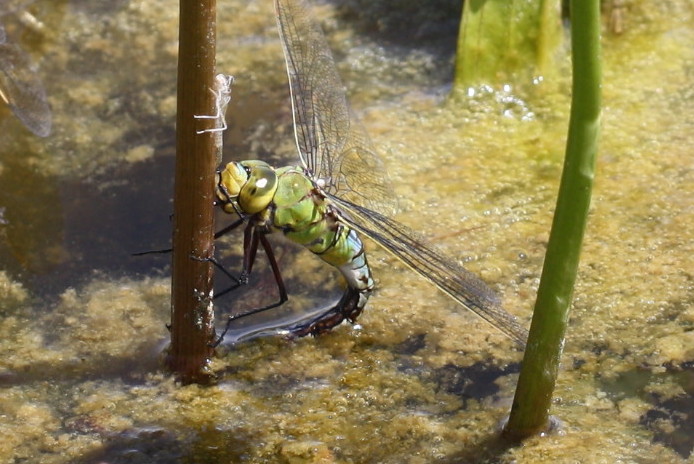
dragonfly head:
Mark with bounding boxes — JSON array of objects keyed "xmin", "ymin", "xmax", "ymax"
[{"xmin": 216, "ymin": 160, "xmax": 278, "ymax": 215}]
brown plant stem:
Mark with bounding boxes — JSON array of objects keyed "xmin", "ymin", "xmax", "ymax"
[{"xmin": 167, "ymin": 0, "xmax": 218, "ymax": 384}]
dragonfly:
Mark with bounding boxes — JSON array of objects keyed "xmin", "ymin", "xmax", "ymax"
[{"xmin": 213, "ymin": 0, "xmax": 528, "ymax": 347}]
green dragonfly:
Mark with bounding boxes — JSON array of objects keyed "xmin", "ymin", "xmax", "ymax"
[{"xmin": 214, "ymin": 0, "xmax": 528, "ymax": 347}]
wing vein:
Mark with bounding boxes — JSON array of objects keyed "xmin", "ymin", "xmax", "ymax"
[{"xmin": 330, "ymin": 195, "xmax": 529, "ymax": 347}]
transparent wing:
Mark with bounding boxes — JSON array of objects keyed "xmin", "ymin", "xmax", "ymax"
[
  {"xmin": 0, "ymin": 42, "xmax": 51, "ymax": 137},
  {"xmin": 274, "ymin": 0, "xmax": 395, "ymax": 215},
  {"xmin": 329, "ymin": 195, "xmax": 529, "ymax": 347}
]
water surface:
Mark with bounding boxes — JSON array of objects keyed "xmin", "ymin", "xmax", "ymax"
[{"xmin": 0, "ymin": 0, "xmax": 692, "ymax": 462}]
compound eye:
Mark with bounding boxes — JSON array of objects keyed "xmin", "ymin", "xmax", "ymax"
[{"xmin": 238, "ymin": 165, "xmax": 278, "ymax": 214}]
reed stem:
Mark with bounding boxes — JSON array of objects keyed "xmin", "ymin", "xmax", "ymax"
[
  {"xmin": 167, "ymin": 0, "xmax": 218, "ymax": 384},
  {"xmin": 504, "ymin": 0, "xmax": 601, "ymax": 438}
]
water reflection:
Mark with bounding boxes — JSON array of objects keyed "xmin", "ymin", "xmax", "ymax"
[{"xmin": 0, "ymin": 157, "xmax": 65, "ymax": 274}]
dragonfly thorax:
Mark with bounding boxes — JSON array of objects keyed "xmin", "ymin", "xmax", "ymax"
[{"xmin": 216, "ymin": 160, "xmax": 278, "ymax": 215}]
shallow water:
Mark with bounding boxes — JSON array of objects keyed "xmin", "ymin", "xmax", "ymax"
[{"xmin": 0, "ymin": 0, "xmax": 693, "ymax": 462}]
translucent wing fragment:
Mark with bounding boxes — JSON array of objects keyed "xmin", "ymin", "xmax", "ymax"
[{"xmin": 0, "ymin": 42, "xmax": 51, "ymax": 137}]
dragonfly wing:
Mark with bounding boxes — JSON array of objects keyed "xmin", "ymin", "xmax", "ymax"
[
  {"xmin": 274, "ymin": 0, "xmax": 396, "ymax": 216},
  {"xmin": 329, "ymin": 194, "xmax": 529, "ymax": 347},
  {"xmin": 0, "ymin": 42, "xmax": 51, "ymax": 137}
]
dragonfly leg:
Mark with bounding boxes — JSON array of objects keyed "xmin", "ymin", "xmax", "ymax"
[
  {"xmin": 190, "ymin": 220, "xmax": 255, "ymax": 300},
  {"xmin": 212, "ymin": 227, "xmax": 289, "ymax": 346},
  {"xmin": 289, "ymin": 286, "xmax": 369, "ymax": 338},
  {"xmin": 132, "ymin": 216, "xmax": 245, "ymax": 256},
  {"xmin": 214, "ymin": 216, "xmax": 245, "ymax": 239},
  {"xmin": 201, "ymin": 255, "xmax": 244, "ymax": 299}
]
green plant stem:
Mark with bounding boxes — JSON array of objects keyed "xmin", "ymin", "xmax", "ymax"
[
  {"xmin": 504, "ymin": 0, "xmax": 601, "ymax": 438},
  {"xmin": 167, "ymin": 0, "xmax": 218, "ymax": 384}
]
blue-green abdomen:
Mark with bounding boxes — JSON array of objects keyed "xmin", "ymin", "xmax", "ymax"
[{"xmin": 271, "ymin": 167, "xmax": 373, "ymax": 293}]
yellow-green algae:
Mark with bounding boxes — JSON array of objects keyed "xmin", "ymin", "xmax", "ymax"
[{"xmin": 0, "ymin": 0, "xmax": 693, "ymax": 462}]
